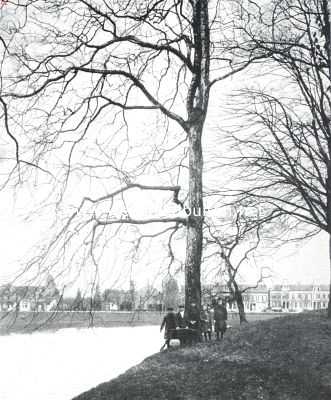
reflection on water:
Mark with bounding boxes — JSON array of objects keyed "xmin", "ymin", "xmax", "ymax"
[{"xmin": 0, "ymin": 325, "xmax": 162, "ymax": 400}]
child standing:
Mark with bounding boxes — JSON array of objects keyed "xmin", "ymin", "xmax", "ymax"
[{"xmin": 160, "ymin": 307, "xmax": 177, "ymax": 350}]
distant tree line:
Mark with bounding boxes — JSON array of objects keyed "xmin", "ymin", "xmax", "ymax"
[{"xmin": 58, "ymin": 278, "xmax": 179, "ymax": 312}]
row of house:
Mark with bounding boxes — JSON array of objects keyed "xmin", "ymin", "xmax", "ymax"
[
  {"xmin": 104, "ymin": 283, "xmax": 330, "ymax": 313},
  {"xmin": 227, "ymin": 284, "xmax": 329, "ymax": 313},
  {"xmin": 0, "ymin": 279, "xmax": 59, "ymax": 312},
  {"xmin": 1, "ymin": 280, "xmax": 329, "ymax": 314}
]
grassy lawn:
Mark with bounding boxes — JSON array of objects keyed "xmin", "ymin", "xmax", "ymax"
[
  {"xmin": 0, "ymin": 310, "xmax": 285, "ymax": 335},
  {"xmin": 73, "ymin": 312, "xmax": 331, "ymax": 400},
  {"xmin": 0, "ymin": 311, "xmax": 166, "ymax": 334}
]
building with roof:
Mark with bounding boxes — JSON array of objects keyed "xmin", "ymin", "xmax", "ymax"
[
  {"xmin": 203, "ymin": 282, "xmax": 329, "ymax": 313},
  {"xmin": 242, "ymin": 285, "xmax": 269, "ymax": 312},
  {"xmin": 270, "ymin": 284, "xmax": 329, "ymax": 312},
  {"xmin": 0, "ymin": 279, "xmax": 59, "ymax": 312}
]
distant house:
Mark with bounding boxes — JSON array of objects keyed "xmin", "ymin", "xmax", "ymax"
[
  {"xmin": 0, "ymin": 280, "xmax": 59, "ymax": 312},
  {"xmin": 102, "ymin": 302, "xmax": 119, "ymax": 311},
  {"xmin": 102, "ymin": 288, "xmax": 131, "ymax": 311},
  {"xmin": 232, "ymin": 284, "xmax": 329, "ymax": 312},
  {"xmin": 270, "ymin": 284, "xmax": 329, "ymax": 311},
  {"xmin": 203, "ymin": 282, "xmax": 329, "ymax": 313},
  {"xmin": 202, "ymin": 283, "xmax": 268, "ymax": 312},
  {"xmin": 0, "ymin": 285, "xmax": 15, "ymax": 311},
  {"xmin": 242, "ymin": 285, "xmax": 269, "ymax": 312}
]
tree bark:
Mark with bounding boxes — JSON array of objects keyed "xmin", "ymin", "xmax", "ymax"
[
  {"xmin": 328, "ymin": 232, "xmax": 331, "ymax": 318},
  {"xmin": 184, "ymin": 0, "xmax": 210, "ymax": 324},
  {"xmin": 235, "ymin": 291, "xmax": 248, "ymax": 324},
  {"xmin": 185, "ymin": 125, "xmax": 204, "ymax": 324},
  {"xmin": 237, "ymin": 298, "xmax": 247, "ymax": 323},
  {"xmin": 232, "ymin": 280, "xmax": 248, "ymax": 323},
  {"xmin": 325, "ymin": 0, "xmax": 331, "ymax": 319},
  {"xmin": 326, "ymin": 156, "xmax": 331, "ymax": 319}
]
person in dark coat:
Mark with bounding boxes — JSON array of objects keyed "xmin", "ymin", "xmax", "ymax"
[
  {"xmin": 160, "ymin": 307, "xmax": 177, "ymax": 350},
  {"xmin": 187, "ymin": 302, "xmax": 200, "ymax": 331},
  {"xmin": 201, "ymin": 304, "xmax": 213, "ymax": 341},
  {"xmin": 176, "ymin": 305, "xmax": 187, "ymax": 328},
  {"xmin": 214, "ymin": 298, "xmax": 228, "ymax": 340}
]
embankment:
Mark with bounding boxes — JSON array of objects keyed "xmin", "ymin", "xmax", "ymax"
[{"xmin": 73, "ymin": 312, "xmax": 331, "ymax": 400}]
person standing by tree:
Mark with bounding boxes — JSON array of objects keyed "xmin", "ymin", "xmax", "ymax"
[
  {"xmin": 200, "ymin": 304, "xmax": 212, "ymax": 341},
  {"xmin": 214, "ymin": 298, "xmax": 228, "ymax": 340},
  {"xmin": 160, "ymin": 307, "xmax": 177, "ymax": 351},
  {"xmin": 186, "ymin": 302, "xmax": 202, "ymax": 343},
  {"xmin": 176, "ymin": 305, "xmax": 187, "ymax": 328}
]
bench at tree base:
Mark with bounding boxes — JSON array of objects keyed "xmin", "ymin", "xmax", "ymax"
[{"xmin": 169, "ymin": 328, "xmax": 200, "ymax": 346}]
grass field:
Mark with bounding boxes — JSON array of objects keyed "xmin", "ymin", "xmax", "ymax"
[
  {"xmin": 0, "ymin": 310, "xmax": 163, "ymax": 335},
  {"xmin": 73, "ymin": 311, "xmax": 331, "ymax": 400},
  {"xmin": 0, "ymin": 310, "xmax": 287, "ymax": 335}
]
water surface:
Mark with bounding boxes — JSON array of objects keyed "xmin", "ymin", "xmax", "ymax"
[{"xmin": 0, "ymin": 325, "xmax": 162, "ymax": 400}]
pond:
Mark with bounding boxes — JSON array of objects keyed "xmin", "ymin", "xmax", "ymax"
[{"xmin": 0, "ymin": 325, "xmax": 162, "ymax": 400}]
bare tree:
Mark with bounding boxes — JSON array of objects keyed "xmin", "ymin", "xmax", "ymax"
[
  {"xmin": 0, "ymin": 0, "xmax": 262, "ymax": 321},
  {"xmin": 212, "ymin": 0, "xmax": 331, "ymax": 316},
  {"xmin": 204, "ymin": 209, "xmax": 271, "ymax": 323}
]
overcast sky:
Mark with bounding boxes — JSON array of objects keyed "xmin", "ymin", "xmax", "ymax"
[
  {"xmin": 0, "ymin": 188, "xmax": 328, "ymax": 293},
  {"xmin": 0, "ymin": 74, "xmax": 328, "ymax": 293},
  {"xmin": 0, "ymin": 1, "xmax": 329, "ymax": 295}
]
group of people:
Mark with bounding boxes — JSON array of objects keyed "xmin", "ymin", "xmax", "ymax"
[{"xmin": 160, "ymin": 298, "xmax": 228, "ymax": 350}]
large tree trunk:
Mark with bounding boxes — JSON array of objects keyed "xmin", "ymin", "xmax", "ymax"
[
  {"xmin": 185, "ymin": 126, "xmax": 203, "ymax": 321},
  {"xmin": 325, "ymin": 0, "xmax": 331, "ymax": 319},
  {"xmin": 184, "ymin": 0, "xmax": 210, "ymax": 325},
  {"xmin": 328, "ymin": 233, "xmax": 331, "ymax": 318},
  {"xmin": 326, "ymin": 157, "xmax": 331, "ymax": 319}
]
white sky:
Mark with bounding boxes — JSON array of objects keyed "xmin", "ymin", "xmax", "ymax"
[
  {"xmin": 0, "ymin": 1, "xmax": 329, "ymax": 295},
  {"xmin": 0, "ymin": 185, "xmax": 329, "ymax": 292},
  {"xmin": 0, "ymin": 81, "xmax": 328, "ymax": 293}
]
